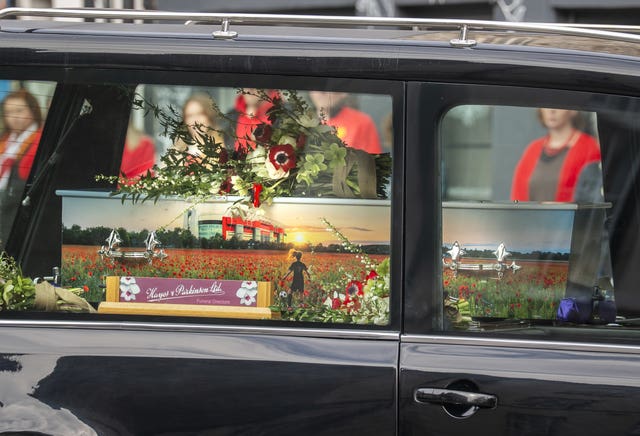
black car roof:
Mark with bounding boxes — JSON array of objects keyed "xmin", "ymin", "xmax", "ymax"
[
  {"xmin": 2, "ymin": 7, "xmax": 640, "ymax": 59},
  {"xmin": 3, "ymin": 8, "xmax": 640, "ymax": 97}
]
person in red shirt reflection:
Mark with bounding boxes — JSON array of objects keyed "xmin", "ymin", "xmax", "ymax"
[
  {"xmin": 0, "ymin": 89, "xmax": 43, "ymax": 245},
  {"xmin": 309, "ymin": 91, "xmax": 382, "ymax": 154},
  {"xmin": 511, "ymin": 108, "xmax": 601, "ymax": 202},
  {"xmin": 120, "ymin": 123, "xmax": 156, "ymax": 179}
]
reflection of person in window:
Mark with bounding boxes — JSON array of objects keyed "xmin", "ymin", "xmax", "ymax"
[
  {"xmin": 120, "ymin": 122, "xmax": 156, "ymax": 179},
  {"xmin": 0, "ymin": 89, "xmax": 42, "ymax": 245},
  {"xmin": 309, "ymin": 91, "xmax": 382, "ymax": 154},
  {"xmin": 174, "ymin": 94, "xmax": 225, "ymax": 159},
  {"xmin": 511, "ymin": 108, "xmax": 600, "ymax": 202}
]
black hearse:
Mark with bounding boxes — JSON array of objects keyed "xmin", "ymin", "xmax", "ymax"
[{"xmin": 1, "ymin": 7, "xmax": 640, "ymax": 435}]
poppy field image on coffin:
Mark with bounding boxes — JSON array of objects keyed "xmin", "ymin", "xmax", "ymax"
[{"xmin": 442, "ymin": 205, "xmax": 574, "ymax": 320}]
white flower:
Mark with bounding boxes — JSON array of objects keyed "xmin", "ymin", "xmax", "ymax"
[
  {"xmin": 120, "ymin": 276, "xmax": 140, "ymax": 301},
  {"xmin": 246, "ymin": 146, "xmax": 266, "ymax": 165},
  {"xmin": 297, "ymin": 111, "xmax": 320, "ymax": 128},
  {"xmin": 241, "ymin": 281, "xmax": 258, "ymax": 289},
  {"xmin": 323, "ymin": 296, "xmax": 334, "ymax": 308},
  {"xmin": 230, "ymin": 175, "xmax": 249, "ymax": 196},
  {"xmin": 278, "ymin": 135, "xmax": 297, "ymax": 147},
  {"xmin": 208, "ymin": 182, "xmax": 221, "ymax": 195},
  {"xmin": 265, "ymin": 160, "xmax": 289, "ymax": 180},
  {"xmin": 236, "ymin": 285, "xmax": 258, "ymax": 306}
]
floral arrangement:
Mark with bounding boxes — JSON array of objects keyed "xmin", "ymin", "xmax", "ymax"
[
  {"xmin": 97, "ymin": 89, "xmax": 390, "ymax": 209},
  {"xmin": 0, "ymin": 252, "xmax": 95, "ymax": 313},
  {"xmin": 271, "ymin": 218, "xmax": 390, "ymax": 325},
  {"xmin": 0, "ymin": 252, "xmax": 35, "ymax": 311}
]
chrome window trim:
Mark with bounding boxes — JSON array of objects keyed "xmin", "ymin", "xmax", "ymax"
[
  {"xmin": 402, "ymin": 334, "xmax": 640, "ymax": 355},
  {"xmin": 0, "ymin": 320, "xmax": 399, "ymax": 341},
  {"xmin": 2, "ymin": 8, "xmax": 640, "ymax": 44}
]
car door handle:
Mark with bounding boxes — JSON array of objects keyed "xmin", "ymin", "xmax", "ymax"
[{"xmin": 414, "ymin": 388, "xmax": 498, "ymax": 409}]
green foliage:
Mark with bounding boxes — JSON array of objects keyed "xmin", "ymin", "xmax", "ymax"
[{"xmin": 0, "ymin": 252, "xmax": 35, "ymax": 311}]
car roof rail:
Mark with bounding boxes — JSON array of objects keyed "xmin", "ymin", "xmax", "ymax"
[{"xmin": 2, "ymin": 7, "xmax": 640, "ymax": 46}]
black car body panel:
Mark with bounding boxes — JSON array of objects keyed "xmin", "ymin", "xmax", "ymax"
[
  {"xmin": 400, "ymin": 338, "xmax": 640, "ymax": 436},
  {"xmin": 0, "ymin": 325, "xmax": 398, "ymax": 435}
]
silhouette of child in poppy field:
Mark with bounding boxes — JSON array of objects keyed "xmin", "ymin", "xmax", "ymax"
[{"xmin": 282, "ymin": 250, "xmax": 311, "ymax": 306}]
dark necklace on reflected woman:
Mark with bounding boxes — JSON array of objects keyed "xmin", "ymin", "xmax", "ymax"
[{"xmin": 543, "ymin": 129, "xmax": 579, "ymax": 157}]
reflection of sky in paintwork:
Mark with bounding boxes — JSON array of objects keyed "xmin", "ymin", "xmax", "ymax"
[
  {"xmin": 60, "ymin": 193, "xmax": 391, "ymax": 245},
  {"xmin": 443, "ymin": 208, "xmax": 575, "ymax": 253}
]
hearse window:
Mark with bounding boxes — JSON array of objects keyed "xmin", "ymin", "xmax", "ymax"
[
  {"xmin": 439, "ymin": 102, "xmax": 640, "ymax": 338},
  {"xmin": 0, "ymin": 80, "xmax": 55, "ymax": 251},
  {"xmin": 58, "ymin": 84, "xmax": 393, "ymax": 325}
]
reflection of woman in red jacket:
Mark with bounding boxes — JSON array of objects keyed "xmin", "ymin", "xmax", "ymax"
[
  {"xmin": 511, "ymin": 108, "xmax": 601, "ymax": 202},
  {"xmin": 120, "ymin": 123, "xmax": 156, "ymax": 179},
  {"xmin": 0, "ymin": 89, "xmax": 43, "ymax": 245},
  {"xmin": 309, "ymin": 91, "xmax": 382, "ymax": 154}
]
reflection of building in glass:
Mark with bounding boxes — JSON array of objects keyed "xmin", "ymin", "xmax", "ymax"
[
  {"xmin": 198, "ymin": 218, "xmax": 223, "ymax": 239},
  {"xmin": 219, "ymin": 216, "xmax": 285, "ymax": 243},
  {"xmin": 188, "ymin": 210, "xmax": 284, "ymax": 242}
]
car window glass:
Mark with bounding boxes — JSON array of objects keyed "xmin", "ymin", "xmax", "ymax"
[
  {"xmin": 439, "ymin": 104, "xmax": 629, "ymax": 335},
  {"xmin": 59, "ymin": 84, "xmax": 394, "ymax": 326}
]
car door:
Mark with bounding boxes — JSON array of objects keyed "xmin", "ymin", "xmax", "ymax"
[
  {"xmin": 0, "ymin": 325, "xmax": 399, "ymax": 435},
  {"xmin": 0, "ymin": 70, "xmax": 404, "ymax": 435},
  {"xmin": 401, "ymin": 81, "xmax": 640, "ymax": 435}
]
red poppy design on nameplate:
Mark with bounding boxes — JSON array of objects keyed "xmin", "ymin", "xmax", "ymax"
[{"xmin": 117, "ymin": 277, "xmax": 258, "ymax": 307}]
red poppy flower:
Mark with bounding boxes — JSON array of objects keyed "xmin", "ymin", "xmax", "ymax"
[
  {"xmin": 233, "ymin": 148, "xmax": 247, "ymax": 161},
  {"xmin": 365, "ymin": 270, "xmax": 378, "ymax": 281},
  {"xmin": 268, "ymin": 144, "xmax": 296, "ymax": 172},
  {"xmin": 218, "ymin": 148, "xmax": 229, "ymax": 164},
  {"xmin": 345, "ymin": 279, "xmax": 363, "ymax": 296},
  {"xmin": 331, "ymin": 298, "xmax": 342, "ymax": 310},
  {"xmin": 344, "ymin": 292, "xmax": 362, "ymax": 312},
  {"xmin": 252, "ymin": 183, "xmax": 263, "ymax": 208},
  {"xmin": 296, "ymin": 133, "xmax": 307, "ymax": 148},
  {"xmin": 254, "ymin": 124, "xmax": 273, "ymax": 143},
  {"xmin": 220, "ymin": 177, "xmax": 233, "ymax": 193}
]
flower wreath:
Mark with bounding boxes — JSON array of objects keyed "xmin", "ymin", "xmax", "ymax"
[{"xmin": 97, "ymin": 89, "xmax": 391, "ymax": 208}]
